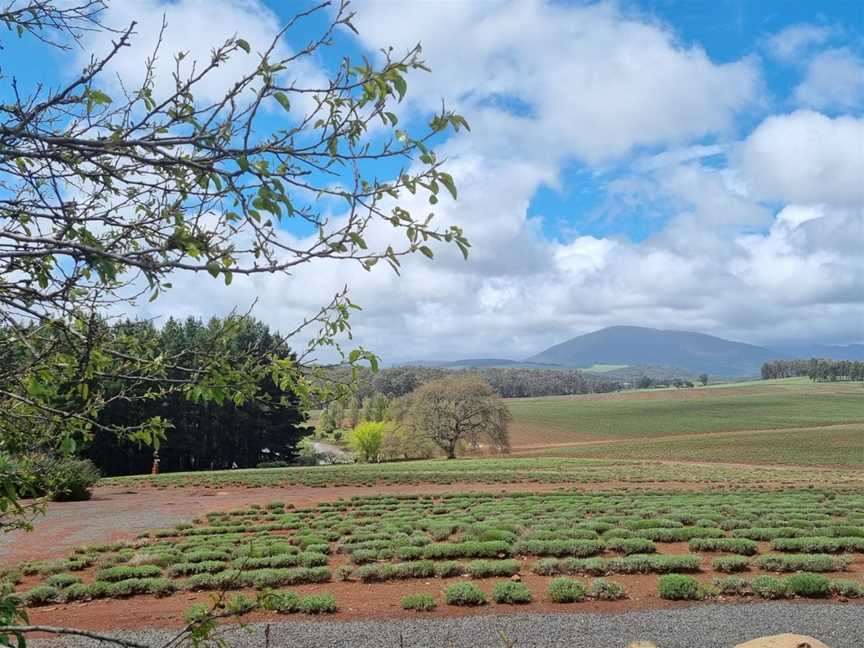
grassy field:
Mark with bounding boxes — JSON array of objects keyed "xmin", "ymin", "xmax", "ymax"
[
  {"xmin": 506, "ymin": 380, "xmax": 864, "ymax": 452},
  {"xmin": 534, "ymin": 426, "xmax": 864, "ymax": 466},
  {"xmin": 8, "ymin": 489, "xmax": 863, "ymax": 616}
]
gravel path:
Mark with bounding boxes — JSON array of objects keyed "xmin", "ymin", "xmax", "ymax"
[{"xmin": 31, "ymin": 602, "xmax": 862, "ymax": 648}]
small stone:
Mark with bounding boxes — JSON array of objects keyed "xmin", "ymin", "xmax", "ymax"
[
  {"xmin": 510, "ymin": 574, "xmax": 521, "ymax": 582},
  {"xmin": 735, "ymin": 634, "xmax": 831, "ymax": 648}
]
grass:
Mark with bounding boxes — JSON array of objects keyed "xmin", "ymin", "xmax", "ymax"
[
  {"xmin": 549, "ymin": 427, "xmax": 864, "ymax": 466},
  {"xmin": 508, "ymin": 381, "xmax": 864, "ymax": 443}
]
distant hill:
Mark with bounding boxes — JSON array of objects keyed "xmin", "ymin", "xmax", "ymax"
[
  {"xmin": 526, "ymin": 326, "xmax": 780, "ymax": 377},
  {"xmin": 399, "ymin": 328, "xmax": 864, "ymax": 378}
]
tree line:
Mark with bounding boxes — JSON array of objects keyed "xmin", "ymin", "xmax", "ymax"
[
  {"xmin": 320, "ymin": 365, "xmax": 623, "ymax": 402},
  {"xmin": 761, "ymin": 359, "xmax": 864, "ymax": 381},
  {"xmin": 2, "ymin": 317, "xmax": 309, "ymax": 477}
]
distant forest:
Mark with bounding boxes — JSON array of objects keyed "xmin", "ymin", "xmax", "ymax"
[
  {"xmin": 322, "ymin": 365, "xmax": 623, "ymax": 400},
  {"xmin": 761, "ymin": 359, "xmax": 864, "ymax": 381}
]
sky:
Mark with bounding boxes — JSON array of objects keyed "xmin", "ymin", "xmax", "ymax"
[{"xmin": 17, "ymin": 0, "xmax": 864, "ymax": 362}]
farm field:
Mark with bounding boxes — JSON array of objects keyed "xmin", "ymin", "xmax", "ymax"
[
  {"xmin": 506, "ymin": 379, "xmax": 864, "ymax": 452},
  {"xmin": 6, "ymin": 488, "xmax": 863, "ymax": 632},
  {"xmin": 99, "ymin": 456, "xmax": 864, "ymax": 491},
  {"xmin": 529, "ymin": 425, "xmax": 864, "ymax": 466}
]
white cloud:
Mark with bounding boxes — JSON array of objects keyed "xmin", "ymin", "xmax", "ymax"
[
  {"xmin": 114, "ymin": 2, "xmax": 862, "ymax": 358},
  {"xmin": 736, "ymin": 111, "xmax": 864, "ymax": 206},
  {"xmin": 794, "ymin": 48, "xmax": 864, "ymax": 110},
  {"xmin": 767, "ymin": 24, "xmax": 832, "ymax": 62},
  {"xmin": 351, "ymin": 0, "xmax": 760, "ymax": 165},
  {"xmin": 75, "ymin": 0, "xmax": 324, "ymax": 108}
]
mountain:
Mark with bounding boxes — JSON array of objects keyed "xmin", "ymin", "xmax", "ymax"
[{"xmin": 526, "ymin": 326, "xmax": 780, "ymax": 377}]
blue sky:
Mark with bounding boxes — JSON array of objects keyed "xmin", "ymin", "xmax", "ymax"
[{"xmin": 13, "ymin": 0, "xmax": 864, "ymax": 361}]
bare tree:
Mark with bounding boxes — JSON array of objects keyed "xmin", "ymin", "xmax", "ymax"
[{"xmin": 405, "ymin": 375, "xmax": 510, "ymax": 459}]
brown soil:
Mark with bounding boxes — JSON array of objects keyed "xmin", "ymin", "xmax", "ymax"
[
  {"xmin": 1, "ymin": 481, "xmax": 735, "ymax": 566},
  {"xmin": 24, "ymin": 560, "xmax": 864, "ymax": 632}
]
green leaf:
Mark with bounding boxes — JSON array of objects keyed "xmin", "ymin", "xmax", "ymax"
[
  {"xmin": 206, "ymin": 262, "xmax": 221, "ymax": 278},
  {"xmin": 438, "ymin": 172, "xmax": 457, "ymax": 199},
  {"xmin": 392, "ymin": 75, "xmax": 407, "ymax": 101},
  {"xmin": 419, "ymin": 246, "xmax": 434, "ymax": 259},
  {"xmin": 236, "ymin": 38, "xmax": 251, "ymax": 53},
  {"xmin": 273, "ymin": 92, "xmax": 291, "ymax": 112}
]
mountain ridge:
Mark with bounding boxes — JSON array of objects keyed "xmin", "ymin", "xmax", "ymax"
[{"xmin": 397, "ymin": 326, "xmax": 863, "ymax": 377}]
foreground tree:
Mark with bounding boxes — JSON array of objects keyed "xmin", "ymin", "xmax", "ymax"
[
  {"xmin": 0, "ymin": 0, "xmax": 468, "ymax": 644},
  {"xmin": 404, "ymin": 375, "xmax": 510, "ymax": 459}
]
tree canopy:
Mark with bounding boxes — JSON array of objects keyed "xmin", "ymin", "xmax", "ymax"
[{"xmin": 401, "ymin": 375, "xmax": 510, "ymax": 459}]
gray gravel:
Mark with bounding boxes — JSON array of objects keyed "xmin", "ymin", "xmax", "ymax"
[{"xmin": 31, "ymin": 603, "xmax": 863, "ymax": 647}]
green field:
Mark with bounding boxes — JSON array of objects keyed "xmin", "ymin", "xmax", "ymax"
[
  {"xmin": 9, "ymin": 489, "xmax": 864, "ymax": 613},
  {"xmin": 541, "ymin": 427, "xmax": 864, "ymax": 466},
  {"xmin": 508, "ymin": 381, "xmax": 863, "ymax": 442}
]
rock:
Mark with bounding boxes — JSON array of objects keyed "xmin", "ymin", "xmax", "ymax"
[
  {"xmin": 735, "ymin": 634, "xmax": 831, "ymax": 648},
  {"xmin": 510, "ymin": 574, "xmax": 521, "ymax": 582},
  {"xmin": 627, "ymin": 643, "xmax": 658, "ymax": 648}
]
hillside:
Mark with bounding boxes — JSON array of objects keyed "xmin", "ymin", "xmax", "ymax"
[{"xmin": 526, "ymin": 326, "xmax": 778, "ymax": 377}]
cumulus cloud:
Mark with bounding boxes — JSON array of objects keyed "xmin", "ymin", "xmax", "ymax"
[
  {"xmin": 114, "ymin": 1, "xmax": 862, "ymax": 359},
  {"xmin": 794, "ymin": 48, "xmax": 864, "ymax": 110},
  {"xmin": 767, "ymin": 24, "xmax": 832, "ymax": 61},
  {"xmin": 351, "ymin": 0, "xmax": 760, "ymax": 165},
  {"xmin": 76, "ymin": 0, "xmax": 324, "ymax": 107},
  {"xmin": 736, "ymin": 111, "xmax": 864, "ymax": 206}
]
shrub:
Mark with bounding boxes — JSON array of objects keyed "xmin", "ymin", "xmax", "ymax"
[
  {"xmin": 606, "ymin": 538, "xmax": 656, "ymax": 555},
  {"xmin": 258, "ymin": 589, "xmax": 300, "ymax": 613},
  {"xmin": 45, "ymin": 573, "xmax": 82, "ymax": 588},
  {"xmin": 422, "ymin": 541, "xmax": 510, "ymax": 560},
  {"xmin": 226, "ymin": 592, "xmax": 256, "ymax": 615},
  {"xmin": 561, "ymin": 557, "xmax": 606, "ymax": 576},
  {"xmin": 688, "ymin": 538, "xmax": 758, "ymax": 556},
  {"xmin": 606, "ymin": 554, "xmax": 701, "ymax": 574},
  {"xmin": 298, "ymin": 593, "xmax": 337, "ymax": 614},
  {"xmin": 712, "ymin": 556, "xmax": 750, "ymax": 573},
  {"xmin": 635, "ymin": 527, "xmax": 724, "ymax": 542},
  {"xmin": 829, "ymin": 579, "xmax": 864, "ymax": 598},
  {"xmin": 108, "ymin": 577, "xmax": 176, "ymax": 597},
  {"xmin": 60, "ymin": 581, "xmax": 111, "ymax": 602},
  {"xmin": 713, "ymin": 576, "xmax": 749, "ymax": 595},
  {"xmin": 256, "ymin": 461, "xmax": 289, "ymax": 469},
  {"xmin": 513, "ymin": 539, "xmax": 603, "ymax": 557},
  {"xmin": 754, "ymin": 554, "xmax": 847, "ymax": 573},
  {"xmin": 466, "ymin": 559, "xmax": 520, "ymax": 578},
  {"xmin": 402, "ymin": 593, "xmax": 437, "ymax": 611},
  {"xmin": 20, "ymin": 585, "xmax": 59, "ymax": 606},
  {"xmin": 444, "ymin": 582, "xmax": 486, "ymax": 606},
  {"xmin": 786, "ymin": 573, "xmax": 830, "ymax": 598},
  {"xmin": 532, "ymin": 558, "xmax": 561, "ymax": 576},
  {"xmin": 15, "ymin": 454, "xmax": 101, "ymax": 502},
  {"xmin": 657, "ymin": 575, "xmax": 704, "ymax": 600},
  {"xmin": 751, "ymin": 575, "xmax": 790, "ymax": 599},
  {"xmin": 433, "ymin": 561, "xmax": 462, "ymax": 578},
  {"xmin": 398, "ymin": 546, "xmax": 423, "ymax": 560},
  {"xmin": 492, "ymin": 580, "xmax": 532, "ymax": 604},
  {"xmin": 95, "ymin": 565, "xmax": 162, "ymax": 582},
  {"xmin": 590, "ymin": 578, "xmax": 625, "ymax": 601},
  {"xmin": 771, "ymin": 537, "xmax": 864, "ymax": 554},
  {"xmin": 335, "ymin": 564, "xmax": 354, "ymax": 581},
  {"xmin": 548, "ymin": 577, "xmax": 585, "ymax": 603},
  {"xmin": 168, "ymin": 561, "xmax": 227, "ymax": 576}
]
